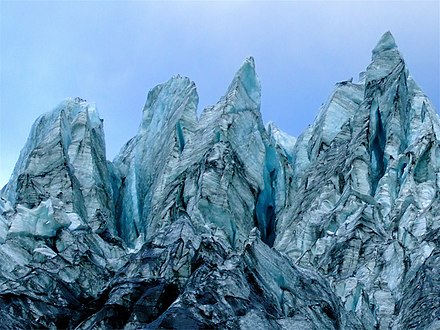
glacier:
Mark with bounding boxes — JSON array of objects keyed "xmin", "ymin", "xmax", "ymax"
[{"xmin": 0, "ymin": 31, "xmax": 439, "ymax": 329}]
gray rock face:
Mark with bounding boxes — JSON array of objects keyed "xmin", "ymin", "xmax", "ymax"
[{"xmin": 0, "ymin": 32, "xmax": 438, "ymax": 329}]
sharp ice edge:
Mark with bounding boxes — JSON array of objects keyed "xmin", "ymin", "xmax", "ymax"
[{"xmin": 0, "ymin": 32, "xmax": 439, "ymax": 329}]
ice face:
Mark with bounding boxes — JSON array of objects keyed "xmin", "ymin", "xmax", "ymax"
[{"xmin": 8, "ymin": 199, "xmax": 70, "ymax": 237}]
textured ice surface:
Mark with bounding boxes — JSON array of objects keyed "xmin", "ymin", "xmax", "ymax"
[
  {"xmin": 275, "ymin": 31, "xmax": 440, "ymax": 329},
  {"xmin": 112, "ymin": 76, "xmax": 198, "ymax": 246},
  {"xmin": 112, "ymin": 57, "xmax": 283, "ymax": 250},
  {"xmin": 0, "ymin": 32, "xmax": 439, "ymax": 329},
  {"xmin": 1, "ymin": 98, "xmax": 117, "ymax": 236}
]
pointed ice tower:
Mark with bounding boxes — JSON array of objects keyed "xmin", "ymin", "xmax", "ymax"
[
  {"xmin": 112, "ymin": 76, "xmax": 198, "ymax": 246},
  {"xmin": 1, "ymin": 98, "xmax": 117, "ymax": 236},
  {"xmin": 274, "ymin": 31, "xmax": 440, "ymax": 329}
]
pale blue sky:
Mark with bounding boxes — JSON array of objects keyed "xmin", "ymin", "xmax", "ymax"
[{"xmin": 1, "ymin": 1, "xmax": 439, "ymax": 187}]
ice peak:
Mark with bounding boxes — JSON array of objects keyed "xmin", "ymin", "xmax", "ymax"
[
  {"xmin": 142, "ymin": 75, "xmax": 197, "ymax": 127},
  {"xmin": 365, "ymin": 31, "xmax": 404, "ymax": 86},
  {"xmin": 372, "ymin": 31, "xmax": 398, "ymax": 58},
  {"xmin": 225, "ymin": 56, "xmax": 261, "ymax": 107}
]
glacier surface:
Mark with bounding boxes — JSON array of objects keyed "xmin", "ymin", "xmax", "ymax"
[{"xmin": 0, "ymin": 32, "xmax": 439, "ymax": 329}]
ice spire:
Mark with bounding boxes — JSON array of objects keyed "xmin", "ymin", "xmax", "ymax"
[
  {"xmin": 113, "ymin": 76, "xmax": 199, "ymax": 246},
  {"xmin": 366, "ymin": 30, "xmax": 405, "ymax": 89},
  {"xmin": 372, "ymin": 31, "xmax": 398, "ymax": 58},
  {"xmin": 223, "ymin": 57, "xmax": 261, "ymax": 109}
]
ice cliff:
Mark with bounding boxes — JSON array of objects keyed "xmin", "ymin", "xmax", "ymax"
[{"xmin": 1, "ymin": 32, "xmax": 439, "ymax": 329}]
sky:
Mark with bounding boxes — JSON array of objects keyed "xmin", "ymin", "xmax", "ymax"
[{"xmin": 0, "ymin": 1, "xmax": 439, "ymax": 188}]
